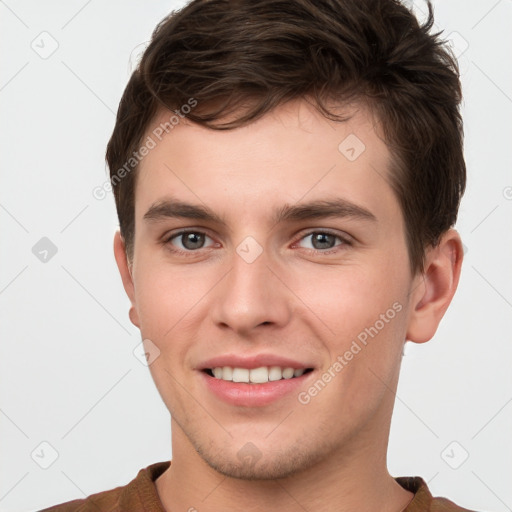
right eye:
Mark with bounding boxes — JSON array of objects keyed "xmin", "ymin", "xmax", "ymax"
[{"xmin": 164, "ymin": 230, "xmax": 217, "ymax": 254}]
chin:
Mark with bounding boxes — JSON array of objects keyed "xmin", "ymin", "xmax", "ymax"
[{"xmin": 195, "ymin": 440, "xmax": 330, "ymax": 481}]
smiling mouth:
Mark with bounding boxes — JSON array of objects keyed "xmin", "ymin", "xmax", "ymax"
[{"xmin": 203, "ymin": 366, "xmax": 314, "ymax": 384}]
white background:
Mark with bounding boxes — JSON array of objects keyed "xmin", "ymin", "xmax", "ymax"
[{"xmin": 0, "ymin": 1, "xmax": 511, "ymax": 511}]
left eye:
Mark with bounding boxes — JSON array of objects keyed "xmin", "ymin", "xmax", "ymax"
[{"xmin": 296, "ymin": 232, "xmax": 345, "ymax": 251}]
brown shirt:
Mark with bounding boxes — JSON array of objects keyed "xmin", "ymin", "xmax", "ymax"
[{"xmin": 39, "ymin": 461, "xmax": 477, "ymax": 512}]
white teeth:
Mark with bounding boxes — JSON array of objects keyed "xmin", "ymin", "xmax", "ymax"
[
  {"xmin": 282, "ymin": 367, "xmax": 294, "ymax": 379},
  {"xmin": 209, "ymin": 366, "xmax": 308, "ymax": 383},
  {"xmin": 249, "ymin": 367, "xmax": 268, "ymax": 383},
  {"xmin": 268, "ymin": 366, "xmax": 282, "ymax": 381},
  {"xmin": 222, "ymin": 366, "xmax": 233, "ymax": 381},
  {"xmin": 232, "ymin": 368, "xmax": 249, "ymax": 383}
]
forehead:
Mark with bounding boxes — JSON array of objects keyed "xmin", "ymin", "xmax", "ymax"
[{"xmin": 134, "ymin": 99, "xmax": 400, "ymax": 226}]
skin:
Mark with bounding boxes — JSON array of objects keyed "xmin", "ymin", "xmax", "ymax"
[{"xmin": 114, "ymin": 98, "xmax": 463, "ymax": 512}]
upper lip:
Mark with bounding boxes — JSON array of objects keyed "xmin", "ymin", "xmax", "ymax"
[{"xmin": 197, "ymin": 354, "xmax": 314, "ymax": 370}]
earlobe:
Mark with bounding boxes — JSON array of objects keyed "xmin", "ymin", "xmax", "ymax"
[
  {"xmin": 113, "ymin": 231, "xmax": 140, "ymax": 328},
  {"xmin": 406, "ymin": 229, "xmax": 463, "ymax": 344}
]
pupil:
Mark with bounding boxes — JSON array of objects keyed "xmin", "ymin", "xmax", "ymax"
[
  {"xmin": 183, "ymin": 232, "xmax": 204, "ymax": 250},
  {"xmin": 313, "ymin": 233, "xmax": 334, "ymax": 250}
]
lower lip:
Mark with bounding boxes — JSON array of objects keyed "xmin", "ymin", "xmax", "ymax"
[{"xmin": 200, "ymin": 371, "xmax": 313, "ymax": 407}]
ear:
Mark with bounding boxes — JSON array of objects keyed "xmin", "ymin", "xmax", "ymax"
[
  {"xmin": 113, "ymin": 231, "xmax": 140, "ymax": 328},
  {"xmin": 406, "ymin": 229, "xmax": 463, "ymax": 344}
]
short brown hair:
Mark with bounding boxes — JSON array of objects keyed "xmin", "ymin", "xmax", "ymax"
[{"xmin": 106, "ymin": 0, "xmax": 466, "ymax": 274}]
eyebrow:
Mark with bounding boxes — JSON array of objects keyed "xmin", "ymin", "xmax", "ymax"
[{"xmin": 143, "ymin": 197, "xmax": 377, "ymax": 226}]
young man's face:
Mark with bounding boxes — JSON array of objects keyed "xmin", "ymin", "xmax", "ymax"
[{"xmin": 115, "ymin": 99, "xmax": 439, "ymax": 479}]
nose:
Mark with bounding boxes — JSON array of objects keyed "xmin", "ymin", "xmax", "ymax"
[{"xmin": 210, "ymin": 242, "xmax": 293, "ymax": 336}]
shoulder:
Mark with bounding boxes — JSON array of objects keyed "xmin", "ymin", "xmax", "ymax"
[
  {"xmin": 431, "ymin": 497, "xmax": 478, "ymax": 512},
  {"xmin": 38, "ymin": 487, "xmax": 122, "ymax": 512},
  {"xmin": 38, "ymin": 461, "xmax": 171, "ymax": 512},
  {"xmin": 397, "ymin": 476, "xmax": 479, "ymax": 512}
]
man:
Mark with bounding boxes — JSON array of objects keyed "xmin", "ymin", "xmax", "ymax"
[{"xmin": 42, "ymin": 0, "xmax": 476, "ymax": 510}]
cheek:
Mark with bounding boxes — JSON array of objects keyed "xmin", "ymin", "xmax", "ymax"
[
  {"xmin": 298, "ymin": 266, "xmax": 408, "ymax": 424},
  {"xmin": 134, "ymin": 256, "xmax": 205, "ymax": 326},
  {"xmin": 133, "ymin": 259, "xmax": 220, "ymax": 373},
  {"xmin": 293, "ymin": 257, "xmax": 410, "ymax": 401},
  {"xmin": 132, "ymin": 265, "xmax": 205, "ymax": 413},
  {"xmin": 132, "ymin": 267, "xmax": 184, "ymax": 360},
  {"xmin": 296, "ymin": 259, "xmax": 407, "ymax": 337}
]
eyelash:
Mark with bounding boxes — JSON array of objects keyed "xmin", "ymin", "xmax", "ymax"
[{"xmin": 162, "ymin": 229, "xmax": 352, "ymax": 257}]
